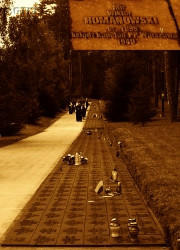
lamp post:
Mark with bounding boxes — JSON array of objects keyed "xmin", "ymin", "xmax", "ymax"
[
  {"xmin": 69, "ymin": 61, "xmax": 72, "ymax": 101},
  {"xmin": 79, "ymin": 52, "xmax": 82, "ymax": 97},
  {"xmin": 68, "ymin": 50, "xmax": 72, "ymax": 102}
]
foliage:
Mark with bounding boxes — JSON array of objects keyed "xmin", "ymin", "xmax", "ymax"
[
  {"xmin": 103, "ymin": 66, "xmax": 131, "ymax": 121},
  {"xmin": 0, "ymin": 48, "xmax": 24, "ymax": 135},
  {"xmin": 38, "ymin": 0, "xmax": 72, "ymax": 59},
  {"xmin": 81, "ymin": 51, "xmax": 106, "ymax": 98},
  {"xmin": 128, "ymin": 78, "xmax": 157, "ymax": 125},
  {"xmin": 0, "ymin": 85, "xmax": 25, "ymax": 135},
  {"xmin": 0, "ymin": 0, "xmax": 12, "ymax": 39},
  {"xmin": 150, "ymin": 51, "xmax": 180, "ymax": 121},
  {"xmin": 68, "ymin": 51, "xmax": 106, "ymax": 99},
  {"xmin": 0, "ymin": 11, "xmax": 69, "ymax": 134},
  {"xmin": 103, "ymin": 51, "xmax": 147, "ymax": 121},
  {"xmin": 164, "ymin": 51, "xmax": 180, "ymax": 122}
]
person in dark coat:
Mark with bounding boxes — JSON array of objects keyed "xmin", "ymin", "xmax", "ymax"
[
  {"xmin": 85, "ymin": 98, "xmax": 89, "ymax": 110},
  {"xmin": 68, "ymin": 102, "xmax": 73, "ymax": 114},
  {"xmin": 76, "ymin": 103, "xmax": 82, "ymax": 121},
  {"xmin": 72, "ymin": 98, "xmax": 76, "ymax": 112},
  {"xmin": 81, "ymin": 104, "xmax": 86, "ymax": 119},
  {"xmin": 78, "ymin": 104, "xmax": 82, "ymax": 121}
]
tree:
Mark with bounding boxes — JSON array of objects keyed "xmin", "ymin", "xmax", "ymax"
[
  {"xmin": 0, "ymin": 41, "xmax": 27, "ymax": 135},
  {"xmin": 69, "ymin": 51, "xmax": 106, "ymax": 99},
  {"xmin": 7, "ymin": 14, "xmax": 68, "ymax": 119},
  {"xmin": 164, "ymin": 51, "xmax": 180, "ymax": 122},
  {"xmin": 151, "ymin": 51, "xmax": 164, "ymax": 108},
  {"xmin": 103, "ymin": 66, "xmax": 132, "ymax": 121},
  {"xmin": 103, "ymin": 51, "xmax": 147, "ymax": 121},
  {"xmin": 0, "ymin": 91, "xmax": 25, "ymax": 135},
  {"xmin": 0, "ymin": 0, "xmax": 12, "ymax": 39},
  {"xmin": 38, "ymin": 0, "xmax": 72, "ymax": 59},
  {"xmin": 0, "ymin": 10, "xmax": 69, "ymax": 134},
  {"xmin": 128, "ymin": 77, "xmax": 156, "ymax": 126},
  {"xmin": 0, "ymin": 58, "xmax": 25, "ymax": 135}
]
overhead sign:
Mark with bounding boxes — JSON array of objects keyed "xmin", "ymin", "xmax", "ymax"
[{"xmin": 69, "ymin": 0, "xmax": 180, "ymax": 50}]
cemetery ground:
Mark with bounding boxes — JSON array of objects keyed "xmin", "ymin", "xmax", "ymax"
[
  {"xmin": 0, "ymin": 100, "xmax": 179, "ymax": 249},
  {"xmin": 100, "ymin": 100, "xmax": 180, "ymax": 249}
]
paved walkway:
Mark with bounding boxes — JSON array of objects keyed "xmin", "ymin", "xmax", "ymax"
[
  {"xmin": 0, "ymin": 111, "xmax": 84, "ymax": 241},
  {"xmin": 0, "ymin": 101, "xmax": 171, "ymax": 250}
]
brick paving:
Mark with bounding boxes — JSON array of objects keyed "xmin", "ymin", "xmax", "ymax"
[{"xmin": 1, "ymin": 101, "xmax": 166, "ymax": 247}]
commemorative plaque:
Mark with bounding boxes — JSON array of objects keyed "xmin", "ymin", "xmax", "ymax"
[{"xmin": 69, "ymin": 0, "xmax": 180, "ymax": 50}]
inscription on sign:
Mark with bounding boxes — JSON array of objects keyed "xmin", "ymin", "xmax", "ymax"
[
  {"xmin": 84, "ymin": 16, "xmax": 158, "ymax": 25},
  {"xmin": 71, "ymin": 3, "xmax": 178, "ymax": 45}
]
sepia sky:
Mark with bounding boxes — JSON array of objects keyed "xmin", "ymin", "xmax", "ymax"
[{"xmin": 13, "ymin": 0, "xmax": 40, "ymax": 7}]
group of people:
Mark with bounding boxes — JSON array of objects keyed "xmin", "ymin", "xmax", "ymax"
[{"xmin": 68, "ymin": 98, "xmax": 89, "ymax": 122}]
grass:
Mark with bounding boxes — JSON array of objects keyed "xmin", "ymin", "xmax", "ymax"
[{"xmin": 102, "ymin": 101, "xmax": 180, "ymax": 249}]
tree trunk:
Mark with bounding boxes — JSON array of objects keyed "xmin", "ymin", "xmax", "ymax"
[
  {"xmin": 164, "ymin": 51, "xmax": 180, "ymax": 122},
  {"xmin": 152, "ymin": 52, "xmax": 158, "ymax": 108}
]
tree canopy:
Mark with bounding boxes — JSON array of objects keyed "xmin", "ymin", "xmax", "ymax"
[
  {"xmin": 0, "ymin": 1, "xmax": 179, "ymax": 135},
  {"xmin": 0, "ymin": 5, "xmax": 69, "ymax": 135}
]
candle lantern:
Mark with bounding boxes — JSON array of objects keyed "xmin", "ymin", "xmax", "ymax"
[
  {"xmin": 176, "ymin": 232, "xmax": 180, "ymax": 250},
  {"xmin": 116, "ymin": 181, "xmax": 121, "ymax": 194},
  {"xmin": 75, "ymin": 152, "xmax": 80, "ymax": 165},
  {"xmin": 118, "ymin": 141, "xmax": 122, "ymax": 148},
  {"xmin": 110, "ymin": 218, "xmax": 120, "ymax": 237},
  {"xmin": 68, "ymin": 155, "xmax": 75, "ymax": 165},
  {"xmin": 128, "ymin": 218, "xmax": 139, "ymax": 242},
  {"xmin": 111, "ymin": 168, "xmax": 118, "ymax": 182},
  {"xmin": 116, "ymin": 151, "xmax": 120, "ymax": 157}
]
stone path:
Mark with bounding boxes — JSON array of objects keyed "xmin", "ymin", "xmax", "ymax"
[
  {"xmin": 0, "ymin": 110, "xmax": 84, "ymax": 241},
  {"xmin": 1, "ymin": 101, "xmax": 167, "ymax": 247}
]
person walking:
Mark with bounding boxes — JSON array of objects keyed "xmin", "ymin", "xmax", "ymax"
[
  {"xmin": 85, "ymin": 98, "xmax": 89, "ymax": 110},
  {"xmin": 81, "ymin": 104, "xmax": 86, "ymax": 119},
  {"xmin": 72, "ymin": 98, "xmax": 76, "ymax": 112},
  {"xmin": 68, "ymin": 102, "xmax": 73, "ymax": 114},
  {"xmin": 76, "ymin": 103, "xmax": 82, "ymax": 121}
]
